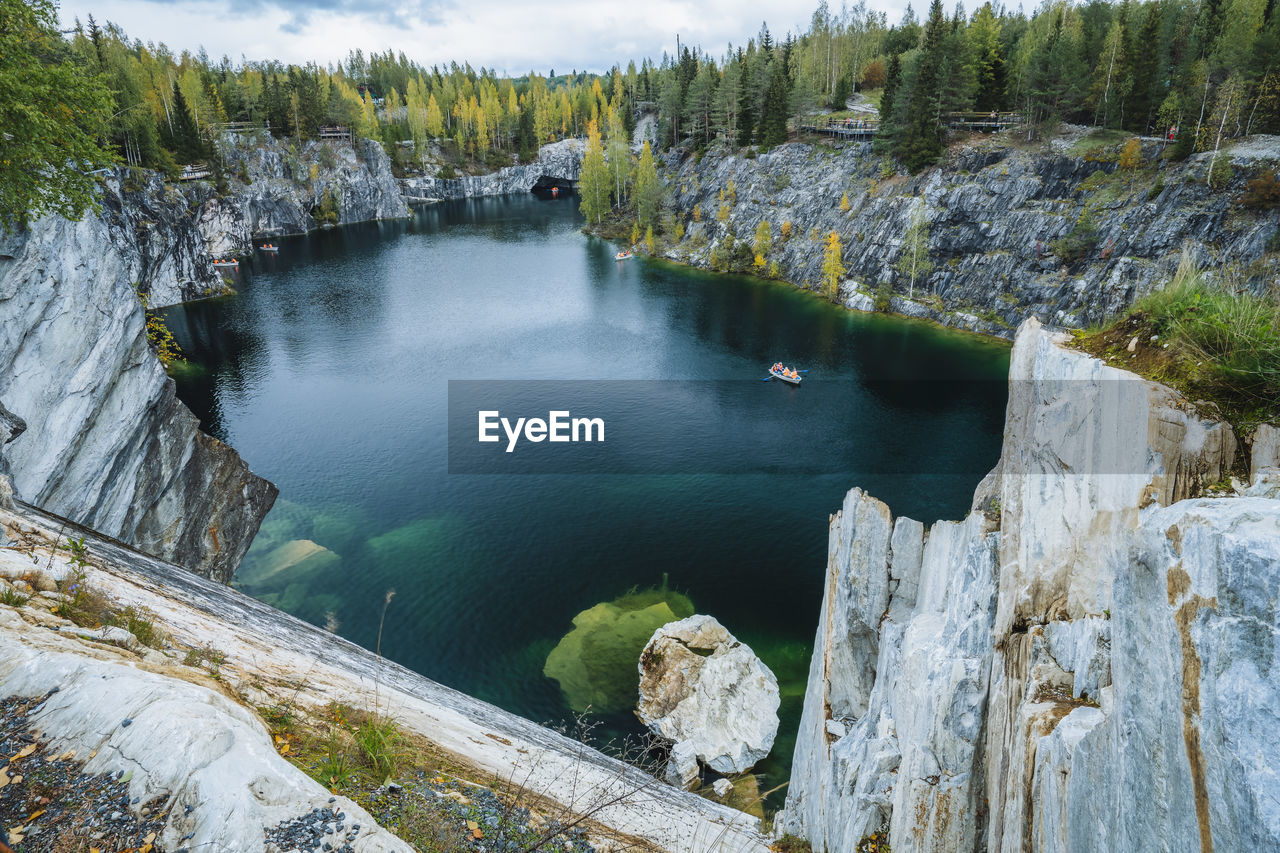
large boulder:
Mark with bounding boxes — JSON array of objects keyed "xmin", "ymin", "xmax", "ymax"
[{"xmin": 637, "ymin": 615, "xmax": 780, "ymax": 774}]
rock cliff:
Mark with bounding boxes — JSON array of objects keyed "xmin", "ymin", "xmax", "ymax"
[
  {"xmin": 0, "ymin": 210, "xmax": 277, "ymax": 582},
  {"xmin": 776, "ymin": 319, "xmax": 1280, "ymax": 851},
  {"xmin": 212, "ymin": 132, "xmax": 409, "ymax": 247},
  {"xmin": 658, "ymin": 135, "xmax": 1280, "ymax": 338},
  {"xmin": 75, "ymin": 134, "xmax": 411, "ymax": 309},
  {"xmin": 403, "ymin": 139, "xmax": 584, "ymax": 200},
  {"xmin": 0, "ymin": 132, "xmax": 415, "ymax": 581}
]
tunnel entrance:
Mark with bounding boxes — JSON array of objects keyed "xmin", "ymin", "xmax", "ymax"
[{"xmin": 531, "ymin": 175, "xmax": 576, "ymax": 196}]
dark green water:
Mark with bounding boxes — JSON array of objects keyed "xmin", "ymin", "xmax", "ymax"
[{"xmin": 163, "ymin": 194, "xmax": 1010, "ymax": 800}]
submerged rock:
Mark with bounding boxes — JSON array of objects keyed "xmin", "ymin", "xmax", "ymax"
[
  {"xmin": 544, "ymin": 585, "xmax": 695, "ymax": 713},
  {"xmin": 637, "ymin": 615, "xmax": 780, "ymax": 774}
]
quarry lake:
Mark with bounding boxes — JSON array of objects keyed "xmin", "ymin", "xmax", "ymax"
[{"xmin": 163, "ymin": 194, "xmax": 1011, "ymax": 798}]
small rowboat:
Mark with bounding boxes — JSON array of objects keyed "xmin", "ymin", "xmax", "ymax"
[
  {"xmin": 211, "ymin": 258, "xmax": 240, "ymax": 268},
  {"xmin": 259, "ymin": 244, "xmax": 279, "ymax": 253},
  {"xmin": 616, "ymin": 251, "xmax": 633, "ymax": 260},
  {"xmin": 769, "ymin": 365, "xmax": 802, "ymax": 385}
]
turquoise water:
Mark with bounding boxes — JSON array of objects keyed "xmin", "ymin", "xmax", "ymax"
[{"xmin": 163, "ymin": 194, "xmax": 1010, "ymax": 801}]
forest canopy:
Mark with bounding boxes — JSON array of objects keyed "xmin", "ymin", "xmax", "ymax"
[
  {"xmin": 5, "ymin": 0, "xmax": 1279, "ymax": 224},
  {"xmin": 0, "ymin": 0, "xmax": 114, "ymax": 225}
]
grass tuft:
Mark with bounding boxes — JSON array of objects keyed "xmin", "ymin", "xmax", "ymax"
[
  {"xmin": 104, "ymin": 605, "xmax": 168, "ymax": 649},
  {"xmin": 1076, "ymin": 250, "xmax": 1280, "ymax": 434},
  {"xmin": 1, "ymin": 587, "xmax": 30, "ymax": 607},
  {"xmin": 354, "ymin": 715, "xmax": 402, "ymax": 781}
]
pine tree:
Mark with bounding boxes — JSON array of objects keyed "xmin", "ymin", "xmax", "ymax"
[
  {"xmin": 896, "ymin": 0, "xmax": 947, "ymax": 172},
  {"xmin": 758, "ymin": 61, "xmax": 790, "ymax": 147},
  {"xmin": 578, "ymin": 119, "xmax": 611, "ymax": 225},
  {"xmin": 1127, "ymin": 5, "xmax": 1164, "ymax": 133},
  {"xmin": 166, "ymin": 81, "xmax": 206, "ymax": 163},
  {"xmin": 736, "ymin": 78, "xmax": 757, "ymax": 146},
  {"xmin": 875, "ymin": 53, "xmax": 902, "ymax": 155},
  {"xmin": 821, "ymin": 231, "xmax": 846, "ymax": 301},
  {"xmin": 971, "ymin": 3, "xmax": 1007, "ymax": 113}
]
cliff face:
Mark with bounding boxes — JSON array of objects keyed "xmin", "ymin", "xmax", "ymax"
[
  {"xmin": 85, "ymin": 135, "xmax": 410, "ymax": 310},
  {"xmin": 661, "ymin": 137, "xmax": 1280, "ymax": 338},
  {"xmin": 776, "ymin": 319, "xmax": 1280, "ymax": 851},
  {"xmin": 0, "ymin": 132, "xmax": 416, "ymax": 580},
  {"xmin": 0, "ymin": 212, "xmax": 277, "ymax": 582},
  {"xmin": 403, "ymin": 138, "xmax": 584, "ymax": 200},
  {"xmin": 211, "ymin": 133, "xmax": 409, "ymax": 248}
]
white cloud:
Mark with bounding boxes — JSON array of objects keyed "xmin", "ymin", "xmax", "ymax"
[{"xmin": 59, "ymin": 0, "xmax": 913, "ymax": 74}]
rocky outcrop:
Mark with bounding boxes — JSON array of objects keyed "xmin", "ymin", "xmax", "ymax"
[
  {"xmin": 0, "ymin": 130, "xmax": 419, "ymax": 579},
  {"xmin": 81, "ymin": 134, "xmax": 410, "ymax": 309},
  {"xmin": 0, "ymin": 401, "xmax": 25, "ymax": 488},
  {"xmin": 659, "ymin": 136, "xmax": 1280, "ymax": 338},
  {"xmin": 403, "ymin": 139, "xmax": 584, "ymax": 200},
  {"xmin": 0, "ymin": 500, "xmax": 769, "ymax": 853},
  {"xmin": 0, "ymin": 631, "xmax": 408, "ymax": 852},
  {"xmin": 0, "ymin": 211, "xmax": 277, "ymax": 582},
  {"xmin": 213, "ymin": 132, "xmax": 409, "ymax": 245},
  {"xmin": 638, "ymin": 615, "xmax": 780, "ymax": 775},
  {"xmin": 776, "ymin": 319, "xmax": 1280, "ymax": 851}
]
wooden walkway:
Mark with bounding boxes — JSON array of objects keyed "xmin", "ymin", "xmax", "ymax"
[
  {"xmin": 178, "ymin": 163, "xmax": 210, "ymax": 181},
  {"xmin": 318, "ymin": 125, "xmax": 352, "ymax": 143},
  {"xmin": 802, "ymin": 118, "xmax": 880, "ymax": 140},
  {"xmin": 802, "ymin": 111, "xmax": 1025, "ymax": 140},
  {"xmin": 208, "ymin": 121, "xmax": 269, "ymax": 136},
  {"xmin": 945, "ymin": 111, "xmax": 1023, "ymax": 132}
]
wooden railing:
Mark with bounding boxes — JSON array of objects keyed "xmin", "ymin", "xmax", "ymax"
[
  {"xmin": 208, "ymin": 121, "xmax": 269, "ymax": 136},
  {"xmin": 318, "ymin": 125, "xmax": 353, "ymax": 143},
  {"xmin": 945, "ymin": 111, "xmax": 1023, "ymax": 131},
  {"xmin": 802, "ymin": 118, "xmax": 880, "ymax": 139}
]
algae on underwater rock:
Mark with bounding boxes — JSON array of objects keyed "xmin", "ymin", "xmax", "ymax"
[{"xmin": 544, "ymin": 586, "xmax": 695, "ymax": 713}]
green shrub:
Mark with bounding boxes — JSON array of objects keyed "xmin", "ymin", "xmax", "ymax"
[
  {"xmin": 1208, "ymin": 157, "xmax": 1234, "ymax": 188},
  {"xmin": 1147, "ymin": 175, "xmax": 1165, "ymax": 201},
  {"xmin": 1240, "ymin": 170, "xmax": 1280, "ymax": 210},
  {"xmin": 105, "ymin": 605, "xmax": 168, "ymax": 649},
  {"xmin": 315, "ymin": 188, "xmax": 340, "ymax": 225},
  {"xmin": 1051, "ymin": 212, "xmax": 1099, "ymax": 264},
  {"xmin": 184, "ymin": 644, "xmax": 228, "ymax": 677},
  {"xmin": 874, "ymin": 282, "xmax": 893, "ymax": 312}
]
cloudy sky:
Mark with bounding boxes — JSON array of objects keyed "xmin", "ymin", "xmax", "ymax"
[{"xmin": 57, "ymin": 0, "xmax": 909, "ymax": 75}]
